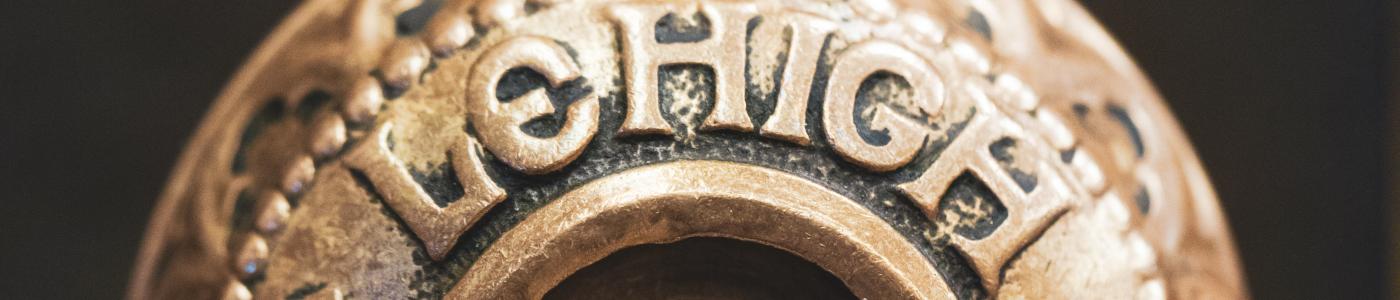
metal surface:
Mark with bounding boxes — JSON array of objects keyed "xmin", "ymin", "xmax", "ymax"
[{"xmin": 129, "ymin": 0, "xmax": 1247, "ymax": 298}]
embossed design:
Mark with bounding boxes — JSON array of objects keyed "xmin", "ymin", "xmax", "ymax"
[
  {"xmin": 466, "ymin": 36, "xmax": 599, "ymax": 174},
  {"xmin": 129, "ymin": 0, "xmax": 419, "ymax": 297},
  {"xmin": 755, "ymin": 12, "xmax": 835, "ymax": 145},
  {"xmin": 133, "ymin": 0, "xmax": 1246, "ymax": 299},
  {"xmin": 344, "ymin": 122, "xmax": 506, "ymax": 260},
  {"xmin": 899, "ymin": 96, "xmax": 1072, "ymax": 293},
  {"xmin": 608, "ymin": 2, "xmax": 758, "ymax": 135},
  {"xmin": 217, "ymin": 90, "xmax": 344, "ymax": 296},
  {"xmin": 823, "ymin": 39, "xmax": 943, "ymax": 172}
]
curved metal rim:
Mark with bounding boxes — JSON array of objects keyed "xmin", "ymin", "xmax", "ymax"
[
  {"xmin": 126, "ymin": 0, "xmax": 343, "ymax": 298},
  {"xmin": 448, "ymin": 160, "xmax": 956, "ymax": 300}
]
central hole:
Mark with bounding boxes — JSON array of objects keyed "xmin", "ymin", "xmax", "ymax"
[{"xmin": 545, "ymin": 237, "xmax": 858, "ymax": 300}]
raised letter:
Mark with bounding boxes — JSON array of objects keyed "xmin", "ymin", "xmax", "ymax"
[
  {"xmin": 344, "ymin": 123, "xmax": 508, "ymax": 261},
  {"xmin": 758, "ymin": 13, "xmax": 836, "ymax": 145},
  {"xmin": 466, "ymin": 36, "xmax": 599, "ymax": 174},
  {"xmin": 607, "ymin": 2, "xmax": 758, "ymax": 135},
  {"xmin": 897, "ymin": 93, "xmax": 1072, "ymax": 293},
  {"xmin": 822, "ymin": 40, "xmax": 943, "ymax": 172}
]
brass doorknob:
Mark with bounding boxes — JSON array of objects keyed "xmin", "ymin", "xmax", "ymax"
[{"xmin": 130, "ymin": 0, "xmax": 1246, "ymax": 298}]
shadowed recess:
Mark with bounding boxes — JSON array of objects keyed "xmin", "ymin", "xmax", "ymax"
[
  {"xmin": 233, "ymin": 101, "xmax": 285, "ymax": 172},
  {"xmin": 395, "ymin": 0, "xmax": 443, "ymax": 36},
  {"xmin": 655, "ymin": 12, "xmax": 712, "ymax": 43},
  {"xmin": 294, "ymin": 90, "xmax": 333, "ymax": 122},
  {"xmin": 852, "ymin": 71, "xmax": 918, "ymax": 146},
  {"xmin": 285, "ymin": 282, "xmax": 328, "ymax": 300},
  {"xmin": 494, "ymin": 67, "xmax": 594, "ymax": 138},
  {"xmin": 988, "ymin": 137, "xmax": 1038, "ymax": 192},
  {"xmin": 1106, "ymin": 104, "xmax": 1144, "ymax": 158},
  {"xmin": 408, "ymin": 158, "xmax": 467, "ymax": 208},
  {"xmin": 936, "ymin": 172, "xmax": 1008, "ymax": 240},
  {"xmin": 230, "ymin": 188, "xmax": 257, "ymax": 231},
  {"xmin": 1133, "ymin": 184, "xmax": 1150, "ymax": 214},
  {"xmin": 964, "ymin": 9, "xmax": 991, "ymax": 40},
  {"xmin": 658, "ymin": 64, "xmax": 717, "ymax": 139},
  {"xmin": 545, "ymin": 237, "xmax": 857, "ymax": 300}
]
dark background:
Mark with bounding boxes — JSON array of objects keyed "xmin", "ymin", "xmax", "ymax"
[{"xmin": 0, "ymin": 0, "xmax": 1392, "ymax": 298}]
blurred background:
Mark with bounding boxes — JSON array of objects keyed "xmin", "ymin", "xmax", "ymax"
[{"xmin": 0, "ymin": 0, "xmax": 1393, "ymax": 298}]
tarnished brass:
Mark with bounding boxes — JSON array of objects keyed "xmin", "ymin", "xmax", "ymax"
[{"xmin": 130, "ymin": 0, "xmax": 1247, "ymax": 299}]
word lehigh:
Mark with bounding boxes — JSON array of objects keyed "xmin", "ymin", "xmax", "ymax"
[
  {"xmin": 349, "ymin": 4, "xmax": 1073, "ymax": 291},
  {"xmin": 469, "ymin": 2, "xmax": 947, "ymax": 175},
  {"xmin": 450, "ymin": 4, "xmax": 1071, "ymax": 290}
]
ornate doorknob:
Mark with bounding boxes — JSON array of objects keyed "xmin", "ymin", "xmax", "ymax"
[{"xmin": 130, "ymin": 0, "xmax": 1246, "ymax": 298}]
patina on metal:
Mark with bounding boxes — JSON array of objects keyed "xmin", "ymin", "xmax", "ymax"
[{"xmin": 129, "ymin": 0, "xmax": 1247, "ymax": 299}]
